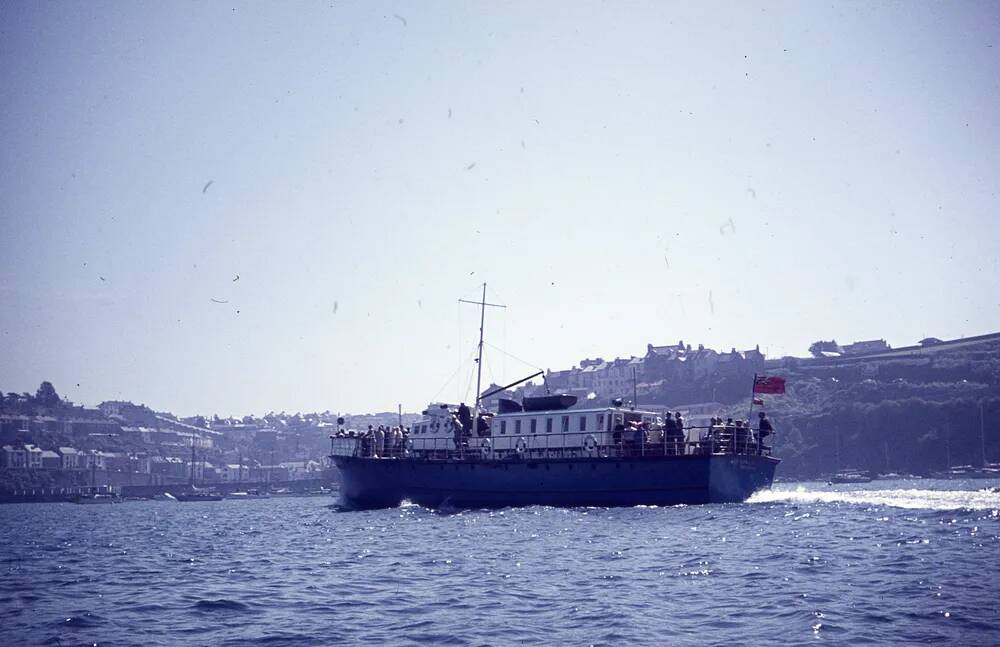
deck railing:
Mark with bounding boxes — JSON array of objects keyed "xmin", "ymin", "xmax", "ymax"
[{"xmin": 330, "ymin": 425, "xmax": 773, "ymax": 461}]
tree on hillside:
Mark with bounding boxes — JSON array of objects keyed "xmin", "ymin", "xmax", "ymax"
[
  {"xmin": 808, "ymin": 340, "xmax": 842, "ymax": 357},
  {"xmin": 35, "ymin": 381, "xmax": 60, "ymax": 408}
]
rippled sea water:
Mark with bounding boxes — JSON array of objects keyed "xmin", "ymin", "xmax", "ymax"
[{"xmin": 2, "ymin": 479, "xmax": 999, "ymax": 646}]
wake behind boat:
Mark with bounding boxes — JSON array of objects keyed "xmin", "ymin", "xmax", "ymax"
[{"xmin": 330, "ymin": 284, "xmax": 780, "ymax": 510}]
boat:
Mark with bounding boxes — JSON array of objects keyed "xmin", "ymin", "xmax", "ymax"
[
  {"xmin": 172, "ymin": 491, "xmax": 223, "ymax": 502},
  {"xmin": 71, "ymin": 492, "xmax": 119, "ymax": 504},
  {"xmin": 171, "ymin": 485, "xmax": 223, "ymax": 502},
  {"xmin": 930, "ymin": 464, "xmax": 1000, "ymax": 480},
  {"xmin": 172, "ymin": 443, "xmax": 223, "ymax": 501},
  {"xmin": 226, "ymin": 489, "xmax": 270, "ymax": 500},
  {"xmin": 828, "ymin": 469, "xmax": 873, "ymax": 484},
  {"xmin": 330, "ymin": 284, "xmax": 779, "ymax": 510}
]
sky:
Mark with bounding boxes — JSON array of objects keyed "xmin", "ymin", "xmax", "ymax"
[{"xmin": 1, "ymin": 1, "xmax": 998, "ymax": 417}]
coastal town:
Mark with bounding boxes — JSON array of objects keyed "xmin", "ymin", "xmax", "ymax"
[{"xmin": 2, "ymin": 329, "xmax": 998, "ymax": 501}]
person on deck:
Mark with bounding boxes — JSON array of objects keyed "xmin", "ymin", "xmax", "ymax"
[
  {"xmin": 458, "ymin": 402, "xmax": 473, "ymax": 437},
  {"xmin": 374, "ymin": 425, "xmax": 385, "ymax": 458},
  {"xmin": 734, "ymin": 420, "xmax": 748, "ymax": 453},
  {"xmin": 388, "ymin": 426, "xmax": 399, "ymax": 457},
  {"xmin": 363, "ymin": 425, "xmax": 374, "ymax": 457},
  {"xmin": 757, "ymin": 412, "xmax": 774, "ymax": 455},
  {"xmin": 663, "ymin": 413, "xmax": 677, "ymax": 454}
]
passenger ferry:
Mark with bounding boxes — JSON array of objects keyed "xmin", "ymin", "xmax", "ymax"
[{"xmin": 329, "ymin": 285, "xmax": 779, "ymax": 510}]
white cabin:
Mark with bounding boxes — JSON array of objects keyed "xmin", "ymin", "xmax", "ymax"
[{"xmin": 409, "ymin": 402, "xmax": 668, "ymax": 458}]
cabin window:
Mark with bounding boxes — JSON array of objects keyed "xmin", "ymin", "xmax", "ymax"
[
  {"xmin": 561, "ymin": 416, "xmax": 569, "ymax": 432},
  {"xmin": 579, "ymin": 416, "xmax": 586, "ymax": 432},
  {"xmin": 597, "ymin": 414, "xmax": 604, "ymax": 430},
  {"xmin": 515, "ymin": 419, "xmax": 522, "ymax": 434},
  {"xmin": 500, "ymin": 420, "xmax": 506, "ymax": 435},
  {"xmin": 546, "ymin": 418, "xmax": 553, "ymax": 433},
  {"xmin": 530, "ymin": 419, "xmax": 537, "ymax": 434}
]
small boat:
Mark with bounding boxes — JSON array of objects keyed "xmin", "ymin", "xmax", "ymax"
[
  {"xmin": 71, "ymin": 493, "xmax": 119, "ymax": 504},
  {"xmin": 226, "ymin": 489, "xmax": 270, "ymax": 500},
  {"xmin": 930, "ymin": 465, "xmax": 991, "ymax": 479},
  {"xmin": 828, "ymin": 469, "xmax": 873, "ymax": 484},
  {"xmin": 172, "ymin": 490, "xmax": 223, "ymax": 502}
]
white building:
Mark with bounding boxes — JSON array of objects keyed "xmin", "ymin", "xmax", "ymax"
[
  {"xmin": 58, "ymin": 447, "xmax": 81, "ymax": 470},
  {"xmin": 1, "ymin": 445, "xmax": 27, "ymax": 469},
  {"xmin": 24, "ymin": 444, "xmax": 43, "ymax": 469}
]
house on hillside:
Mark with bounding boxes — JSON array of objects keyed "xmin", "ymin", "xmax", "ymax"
[
  {"xmin": 24, "ymin": 444, "xmax": 43, "ymax": 469},
  {"xmin": 82, "ymin": 450, "xmax": 105, "ymax": 470},
  {"xmin": 40, "ymin": 450, "xmax": 61, "ymax": 470},
  {"xmin": 577, "ymin": 359, "xmax": 607, "ymax": 392},
  {"xmin": 688, "ymin": 345, "xmax": 720, "ymax": 380},
  {"xmin": 219, "ymin": 464, "xmax": 246, "ymax": 483},
  {"xmin": 594, "ymin": 357, "xmax": 642, "ymax": 396},
  {"xmin": 59, "ymin": 447, "xmax": 81, "ymax": 470},
  {"xmin": 643, "ymin": 341, "xmax": 687, "ymax": 381},
  {"xmin": 716, "ymin": 348, "xmax": 761, "ymax": 377},
  {"xmin": 1, "ymin": 445, "xmax": 27, "ymax": 469},
  {"xmin": 544, "ymin": 368, "xmax": 575, "ymax": 391},
  {"xmin": 151, "ymin": 456, "xmax": 187, "ymax": 480}
]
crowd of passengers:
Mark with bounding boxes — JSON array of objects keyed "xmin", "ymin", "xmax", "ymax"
[
  {"xmin": 612, "ymin": 411, "xmax": 773, "ymax": 456},
  {"xmin": 334, "ymin": 410, "xmax": 774, "ymax": 458},
  {"xmin": 334, "ymin": 425, "xmax": 411, "ymax": 458}
]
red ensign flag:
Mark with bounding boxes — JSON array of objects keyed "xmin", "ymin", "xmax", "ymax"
[{"xmin": 753, "ymin": 375, "xmax": 786, "ymax": 394}]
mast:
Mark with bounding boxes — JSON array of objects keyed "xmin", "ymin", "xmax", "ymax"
[
  {"xmin": 475, "ymin": 283, "xmax": 486, "ymax": 414},
  {"xmin": 459, "ymin": 283, "xmax": 505, "ymax": 412}
]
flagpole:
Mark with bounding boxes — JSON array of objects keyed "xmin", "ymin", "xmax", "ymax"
[{"xmin": 748, "ymin": 373, "xmax": 759, "ymax": 455}]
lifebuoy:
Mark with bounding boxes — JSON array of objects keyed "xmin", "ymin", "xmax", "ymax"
[
  {"xmin": 480, "ymin": 438, "xmax": 492, "ymax": 459},
  {"xmin": 582, "ymin": 434, "xmax": 598, "ymax": 455},
  {"xmin": 515, "ymin": 437, "xmax": 529, "ymax": 457}
]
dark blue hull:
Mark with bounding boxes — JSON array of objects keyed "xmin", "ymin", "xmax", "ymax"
[{"xmin": 332, "ymin": 454, "xmax": 779, "ymax": 509}]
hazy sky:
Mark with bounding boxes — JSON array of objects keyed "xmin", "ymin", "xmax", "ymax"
[{"xmin": 2, "ymin": 2, "xmax": 998, "ymax": 416}]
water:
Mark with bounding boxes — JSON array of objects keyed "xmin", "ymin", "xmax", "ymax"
[{"xmin": 1, "ymin": 479, "xmax": 999, "ymax": 646}]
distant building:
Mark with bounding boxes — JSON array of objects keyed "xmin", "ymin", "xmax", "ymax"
[
  {"xmin": 83, "ymin": 450, "xmax": 105, "ymax": 470},
  {"xmin": 151, "ymin": 456, "xmax": 187, "ymax": 480},
  {"xmin": 40, "ymin": 450, "xmax": 61, "ymax": 470},
  {"xmin": 24, "ymin": 444, "xmax": 43, "ymax": 469},
  {"xmin": 219, "ymin": 464, "xmax": 246, "ymax": 483},
  {"xmin": 59, "ymin": 447, "xmax": 81, "ymax": 470},
  {"xmin": 841, "ymin": 339, "xmax": 890, "ymax": 355},
  {"xmin": 1, "ymin": 445, "xmax": 27, "ymax": 469}
]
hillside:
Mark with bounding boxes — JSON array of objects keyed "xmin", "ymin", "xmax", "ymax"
[{"xmin": 662, "ymin": 335, "xmax": 1000, "ymax": 477}]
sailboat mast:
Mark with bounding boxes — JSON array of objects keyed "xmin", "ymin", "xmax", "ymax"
[{"xmin": 474, "ymin": 283, "xmax": 487, "ymax": 413}]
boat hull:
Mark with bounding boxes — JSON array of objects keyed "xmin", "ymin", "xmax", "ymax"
[{"xmin": 332, "ymin": 454, "xmax": 779, "ymax": 509}]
